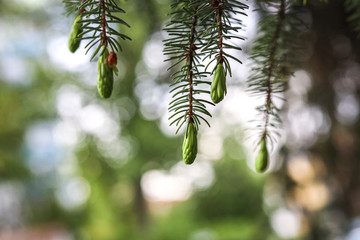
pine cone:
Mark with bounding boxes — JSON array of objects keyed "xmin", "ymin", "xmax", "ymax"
[
  {"xmin": 68, "ymin": 15, "xmax": 83, "ymax": 53},
  {"xmin": 255, "ymin": 139, "xmax": 269, "ymax": 173},
  {"xmin": 211, "ymin": 63, "xmax": 227, "ymax": 104},
  {"xmin": 97, "ymin": 49, "xmax": 114, "ymax": 98},
  {"xmin": 182, "ymin": 122, "xmax": 198, "ymax": 164}
]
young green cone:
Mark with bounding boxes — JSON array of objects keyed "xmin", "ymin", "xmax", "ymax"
[
  {"xmin": 211, "ymin": 63, "xmax": 227, "ymax": 104},
  {"xmin": 255, "ymin": 138, "xmax": 269, "ymax": 173},
  {"xmin": 68, "ymin": 15, "xmax": 83, "ymax": 53},
  {"xmin": 182, "ymin": 122, "xmax": 198, "ymax": 165},
  {"xmin": 97, "ymin": 49, "xmax": 114, "ymax": 99}
]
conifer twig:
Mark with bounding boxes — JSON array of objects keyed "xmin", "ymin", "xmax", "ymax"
[{"xmin": 262, "ymin": 0, "xmax": 286, "ymax": 140}]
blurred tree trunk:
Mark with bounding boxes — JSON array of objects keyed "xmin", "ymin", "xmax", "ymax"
[
  {"xmin": 283, "ymin": 1, "xmax": 360, "ymax": 239},
  {"xmin": 307, "ymin": 0, "xmax": 360, "ymax": 218},
  {"xmin": 134, "ymin": 178, "xmax": 148, "ymax": 230}
]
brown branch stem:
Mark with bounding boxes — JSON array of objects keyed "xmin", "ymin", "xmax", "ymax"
[
  {"xmin": 211, "ymin": 0, "xmax": 224, "ymax": 64},
  {"xmin": 217, "ymin": 1, "xmax": 224, "ymax": 64},
  {"xmin": 263, "ymin": 0, "xmax": 286, "ymax": 137},
  {"xmin": 187, "ymin": 5, "xmax": 199, "ymax": 122},
  {"xmin": 100, "ymin": 0, "xmax": 107, "ymax": 46},
  {"xmin": 80, "ymin": 0, "xmax": 87, "ymax": 13}
]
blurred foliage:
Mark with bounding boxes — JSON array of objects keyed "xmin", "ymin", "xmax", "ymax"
[{"xmin": 1, "ymin": 1, "xmax": 360, "ymax": 240}]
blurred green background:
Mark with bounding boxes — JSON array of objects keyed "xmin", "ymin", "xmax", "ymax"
[{"xmin": 1, "ymin": 0, "xmax": 360, "ymax": 240}]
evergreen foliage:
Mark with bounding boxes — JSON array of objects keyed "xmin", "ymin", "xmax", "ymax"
[
  {"xmin": 202, "ymin": 0, "xmax": 247, "ymax": 75},
  {"xmin": 163, "ymin": 0, "xmax": 247, "ymax": 164},
  {"xmin": 203, "ymin": 0, "xmax": 248, "ymax": 103},
  {"xmin": 345, "ymin": 0, "xmax": 360, "ymax": 38},
  {"xmin": 63, "ymin": 0, "xmax": 130, "ymax": 98},
  {"xmin": 164, "ymin": 1, "xmax": 214, "ymax": 135},
  {"xmin": 248, "ymin": 0, "xmax": 306, "ymax": 155},
  {"xmin": 77, "ymin": 0, "xmax": 130, "ymax": 60},
  {"xmin": 61, "ymin": 0, "xmax": 360, "ymax": 170}
]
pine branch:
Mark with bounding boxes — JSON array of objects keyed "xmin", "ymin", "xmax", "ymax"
[
  {"xmin": 64, "ymin": 0, "xmax": 130, "ymax": 98},
  {"xmin": 78, "ymin": 0, "xmax": 131, "ymax": 60},
  {"xmin": 262, "ymin": 0, "xmax": 285, "ymax": 141},
  {"xmin": 64, "ymin": 0, "xmax": 130, "ymax": 60},
  {"xmin": 203, "ymin": 0, "xmax": 247, "ymax": 74},
  {"xmin": 248, "ymin": 0, "xmax": 307, "ymax": 172},
  {"xmin": 248, "ymin": 0, "xmax": 286, "ymax": 145},
  {"xmin": 164, "ymin": 0, "xmax": 248, "ymax": 164},
  {"xmin": 164, "ymin": 1, "xmax": 214, "ymax": 134},
  {"xmin": 202, "ymin": 0, "xmax": 248, "ymax": 103},
  {"xmin": 164, "ymin": 0, "xmax": 220, "ymax": 164},
  {"xmin": 345, "ymin": 0, "xmax": 360, "ymax": 38}
]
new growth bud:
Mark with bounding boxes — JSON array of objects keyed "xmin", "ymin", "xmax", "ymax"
[
  {"xmin": 211, "ymin": 63, "xmax": 227, "ymax": 104},
  {"xmin": 107, "ymin": 51, "xmax": 118, "ymax": 68},
  {"xmin": 255, "ymin": 138, "xmax": 269, "ymax": 173},
  {"xmin": 68, "ymin": 15, "xmax": 83, "ymax": 53},
  {"xmin": 97, "ymin": 48, "xmax": 114, "ymax": 98},
  {"xmin": 182, "ymin": 122, "xmax": 198, "ymax": 165}
]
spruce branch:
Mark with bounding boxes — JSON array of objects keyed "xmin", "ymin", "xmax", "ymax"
[
  {"xmin": 204, "ymin": 0, "xmax": 247, "ymax": 72},
  {"xmin": 63, "ymin": 0, "xmax": 130, "ymax": 60},
  {"xmin": 63, "ymin": 0, "xmax": 130, "ymax": 98},
  {"xmin": 78, "ymin": 0, "xmax": 131, "ymax": 60},
  {"xmin": 345, "ymin": 0, "xmax": 360, "ymax": 38},
  {"xmin": 248, "ymin": 0, "xmax": 307, "ymax": 171},
  {"xmin": 164, "ymin": 1, "xmax": 214, "ymax": 134},
  {"xmin": 164, "ymin": 0, "xmax": 217, "ymax": 164},
  {"xmin": 262, "ymin": 0, "xmax": 285, "ymax": 141},
  {"xmin": 202, "ymin": 0, "xmax": 248, "ymax": 103}
]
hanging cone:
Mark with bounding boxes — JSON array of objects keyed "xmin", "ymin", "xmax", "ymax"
[
  {"xmin": 68, "ymin": 15, "xmax": 83, "ymax": 53},
  {"xmin": 182, "ymin": 122, "xmax": 198, "ymax": 164},
  {"xmin": 211, "ymin": 63, "xmax": 227, "ymax": 104},
  {"xmin": 255, "ymin": 138, "xmax": 269, "ymax": 173},
  {"xmin": 97, "ymin": 49, "xmax": 114, "ymax": 98}
]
